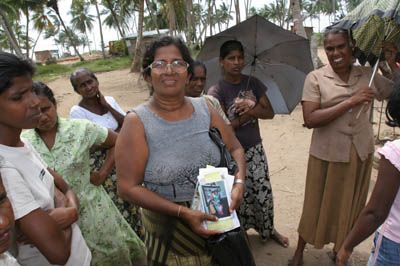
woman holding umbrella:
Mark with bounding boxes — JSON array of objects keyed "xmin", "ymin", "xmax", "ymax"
[
  {"xmin": 290, "ymin": 28, "xmax": 395, "ymax": 265},
  {"xmin": 208, "ymin": 40, "xmax": 289, "ymax": 247}
]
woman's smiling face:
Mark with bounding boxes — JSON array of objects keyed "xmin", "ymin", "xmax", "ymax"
[
  {"xmin": 148, "ymin": 45, "xmax": 190, "ymax": 97},
  {"xmin": 324, "ymin": 32, "xmax": 353, "ymax": 73}
]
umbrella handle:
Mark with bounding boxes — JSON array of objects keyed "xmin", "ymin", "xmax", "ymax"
[{"xmin": 355, "ymin": 59, "xmax": 380, "ymax": 119}]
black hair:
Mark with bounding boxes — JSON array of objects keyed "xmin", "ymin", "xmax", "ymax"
[
  {"xmin": 191, "ymin": 61, "xmax": 207, "ymax": 80},
  {"xmin": 142, "ymin": 36, "xmax": 194, "ymax": 78},
  {"xmin": 219, "ymin": 40, "xmax": 244, "ymax": 59},
  {"xmin": 32, "ymin": 81, "xmax": 56, "ymax": 106},
  {"xmin": 0, "ymin": 52, "xmax": 35, "ymax": 94},
  {"xmin": 323, "ymin": 27, "xmax": 354, "ymax": 48},
  {"xmin": 70, "ymin": 68, "xmax": 98, "ymax": 92},
  {"xmin": 386, "ymin": 87, "xmax": 400, "ymax": 127}
]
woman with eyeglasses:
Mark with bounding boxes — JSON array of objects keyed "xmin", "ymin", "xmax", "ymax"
[
  {"xmin": 290, "ymin": 28, "xmax": 395, "ymax": 266},
  {"xmin": 69, "ymin": 68, "xmax": 143, "ymax": 236},
  {"xmin": 115, "ymin": 36, "xmax": 246, "ymax": 265}
]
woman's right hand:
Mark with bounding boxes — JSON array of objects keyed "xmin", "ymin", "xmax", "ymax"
[
  {"xmin": 180, "ymin": 207, "xmax": 220, "ymax": 238},
  {"xmin": 350, "ymin": 86, "xmax": 375, "ymax": 107}
]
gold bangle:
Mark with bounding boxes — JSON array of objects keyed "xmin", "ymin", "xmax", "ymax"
[{"xmin": 177, "ymin": 205, "xmax": 182, "ymax": 218}]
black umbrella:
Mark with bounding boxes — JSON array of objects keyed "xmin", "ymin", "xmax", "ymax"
[{"xmin": 198, "ymin": 15, "xmax": 314, "ymax": 114}]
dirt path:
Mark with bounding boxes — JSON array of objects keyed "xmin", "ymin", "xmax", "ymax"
[{"xmin": 46, "ymin": 68, "xmax": 395, "ymax": 266}]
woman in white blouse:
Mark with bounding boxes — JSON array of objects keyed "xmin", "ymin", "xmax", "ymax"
[{"xmin": 69, "ymin": 68, "xmax": 142, "ymax": 236}]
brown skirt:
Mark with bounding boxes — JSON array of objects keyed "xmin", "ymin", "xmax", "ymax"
[{"xmin": 298, "ymin": 145, "xmax": 373, "ymax": 251}]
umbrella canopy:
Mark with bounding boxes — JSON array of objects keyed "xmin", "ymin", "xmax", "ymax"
[
  {"xmin": 333, "ymin": 0, "xmax": 400, "ymax": 66},
  {"xmin": 197, "ymin": 15, "xmax": 314, "ymax": 114}
]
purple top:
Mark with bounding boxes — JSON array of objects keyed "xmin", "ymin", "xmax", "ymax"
[{"xmin": 208, "ymin": 74, "xmax": 267, "ymax": 149}]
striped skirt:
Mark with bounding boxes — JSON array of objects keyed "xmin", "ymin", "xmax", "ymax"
[{"xmin": 141, "ymin": 206, "xmax": 216, "ymax": 266}]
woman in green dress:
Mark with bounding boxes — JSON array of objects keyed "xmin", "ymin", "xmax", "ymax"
[{"xmin": 22, "ymin": 82, "xmax": 146, "ymax": 266}]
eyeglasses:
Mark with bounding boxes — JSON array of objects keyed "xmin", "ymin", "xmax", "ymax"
[{"xmin": 148, "ymin": 60, "xmax": 189, "ymax": 73}]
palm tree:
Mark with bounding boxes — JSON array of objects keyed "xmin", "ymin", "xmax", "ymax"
[
  {"xmin": 244, "ymin": 0, "xmax": 252, "ymax": 19},
  {"xmin": 131, "ymin": 0, "xmax": 144, "ymax": 72},
  {"xmin": 91, "ymin": 0, "xmax": 106, "ymax": 58},
  {"xmin": 19, "ymin": 0, "xmax": 46, "ymax": 57},
  {"xmin": 214, "ymin": 3, "xmax": 232, "ymax": 32},
  {"xmin": 346, "ymin": 0, "xmax": 362, "ymax": 12},
  {"xmin": 70, "ymin": 0, "xmax": 95, "ymax": 54},
  {"xmin": 47, "ymin": 0, "xmax": 85, "ymax": 61},
  {"xmin": 290, "ymin": 0, "xmax": 307, "ymax": 38},
  {"xmin": 207, "ymin": 0, "xmax": 213, "ymax": 36},
  {"xmin": 0, "ymin": 0, "xmax": 24, "ymax": 57},
  {"xmin": 234, "ymin": 0, "xmax": 240, "ymax": 24},
  {"xmin": 166, "ymin": 0, "xmax": 177, "ymax": 35},
  {"xmin": 185, "ymin": 0, "xmax": 194, "ymax": 46},
  {"xmin": 251, "ymin": 1, "xmax": 288, "ymax": 28},
  {"xmin": 102, "ymin": 0, "xmax": 128, "ymax": 39},
  {"xmin": 145, "ymin": 0, "xmax": 160, "ymax": 34},
  {"xmin": 31, "ymin": 6, "xmax": 58, "ymax": 58}
]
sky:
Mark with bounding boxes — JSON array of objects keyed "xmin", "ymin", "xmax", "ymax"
[{"xmin": 33, "ymin": 0, "xmax": 332, "ymax": 53}]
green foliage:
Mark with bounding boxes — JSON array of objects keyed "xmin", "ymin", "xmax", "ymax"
[
  {"xmin": 109, "ymin": 40, "xmax": 126, "ymax": 56},
  {"xmin": 34, "ymin": 56, "xmax": 131, "ymax": 82},
  {"xmin": 313, "ymin": 32, "xmax": 324, "ymax": 46},
  {"xmin": 250, "ymin": 0, "xmax": 288, "ymax": 27},
  {"xmin": 35, "ymin": 63, "xmax": 70, "ymax": 81}
]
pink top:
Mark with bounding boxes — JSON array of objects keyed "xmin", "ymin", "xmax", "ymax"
[{"xmin": 378, "ymin": 139, "xmax": 400, "ymax": 243}]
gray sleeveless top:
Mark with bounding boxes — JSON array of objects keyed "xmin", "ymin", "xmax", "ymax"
[{"xmin": 133, "ymin": 97, "xmax": 221, "ymax": 202}]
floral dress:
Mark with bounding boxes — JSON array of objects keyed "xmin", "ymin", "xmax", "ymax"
[{"xmin": 22, "ymin": 118, "xmax": 146, "ymax": 266}]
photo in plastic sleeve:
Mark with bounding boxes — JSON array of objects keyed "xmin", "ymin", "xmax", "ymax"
[{"xmin": 201, "ymin": 181, "xmax": 230, "ymax": 219}]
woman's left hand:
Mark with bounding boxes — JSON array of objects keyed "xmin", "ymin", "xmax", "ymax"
[
  {"xmin": 90, "ymin": 170, "xmax": 107, "ymax": 186},
  {"xmin": 48, "ymin": 207, "xmax": 78, "ymax": 229},
  {"xmin": 336, "ymin": 246, "xmax": 352, "ymax": 266},
  {"xmin": 230, "ymin": 183, "xmax": 245, "ymax": 212}
]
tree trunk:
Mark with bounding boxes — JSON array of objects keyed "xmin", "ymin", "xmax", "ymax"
[
  {"xmin": 25, "ymin": 7, "xmax": 30, "ymax": 58},
  {"xmin": 93, "ymin": 0, "xmax": 106, "ymax": 59},
  {"xmin": 0, "ymin": 10, "xmax": 24, "ymax": 57},
  {"xmin": 226, "ymin": 0, "xmax": 233, "ymax": 28},
  {"xmin": 105, "ymin": 0, "xmax": 126, "ymax": 39},
  {"xmin": 104, "ymin": 0, "xmax": 128, "ymax": 54},
  {"xmin": 57, "ymin": 12, "xmax": 85, "ymax": 61},
  {"xmin": 185, "ymin": 0, "xmax": 194, "ymax": 46},
  {"xmin": 290, "ymin": 0, "xmax": 307, "ymax": 38},
  {"xmin": 234, "ymin": 0, "xmax": 240, "ymax": 24},
  {"xmin": 85, "ymin": 31, "xmax": 91, "ymax": 55},
  {"xmin": 145, "ymin": 0, "xmax": 160, "ymax": 34},
  {"xmin": 31, "ymin": 29, "xmax": 42, "ymax": 59},
  {"xmin": 244, "ymin": 0, "xmax": 251, "ymax": 19},
  {"xmin": 167, "ymin": 0, "xmax": 176, "ymax": 36},
  {"xmin": 207, "ymin": 0, "xmax": 212, "ymax": 36},
  {"xmin": 131, "ymin": 0, "xmax": 144, "ymax": 72}
]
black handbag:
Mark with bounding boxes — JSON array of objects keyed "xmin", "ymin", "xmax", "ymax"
[
  {"xmin": 206, "ymin": 227, "xmax": 256, "ymax": 266},
  {"xmin": 207, "ymin": 129, "xmax": 255, "ymax": 266},
  {"xmin": 208, "ymin": 128, "xmax": 237, "ymax": 175}
]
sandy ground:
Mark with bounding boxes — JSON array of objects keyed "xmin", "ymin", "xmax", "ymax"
[{"xmin": 45, "ymin": 67, "xmax": 397, "ymax": 266}]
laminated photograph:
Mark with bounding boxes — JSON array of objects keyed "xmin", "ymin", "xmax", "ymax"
[{"xmin": 194, "ymin": 167, "xmax": 240, "ymax": 232}]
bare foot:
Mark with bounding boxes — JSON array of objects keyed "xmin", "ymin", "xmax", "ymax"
[
  {"xmin": 288, "ymin": 250, "xmax": 303, "ymax": 266},
  {"xmin": 271, "ymin": 229, "xmax": 289, "ymax": 247}
]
